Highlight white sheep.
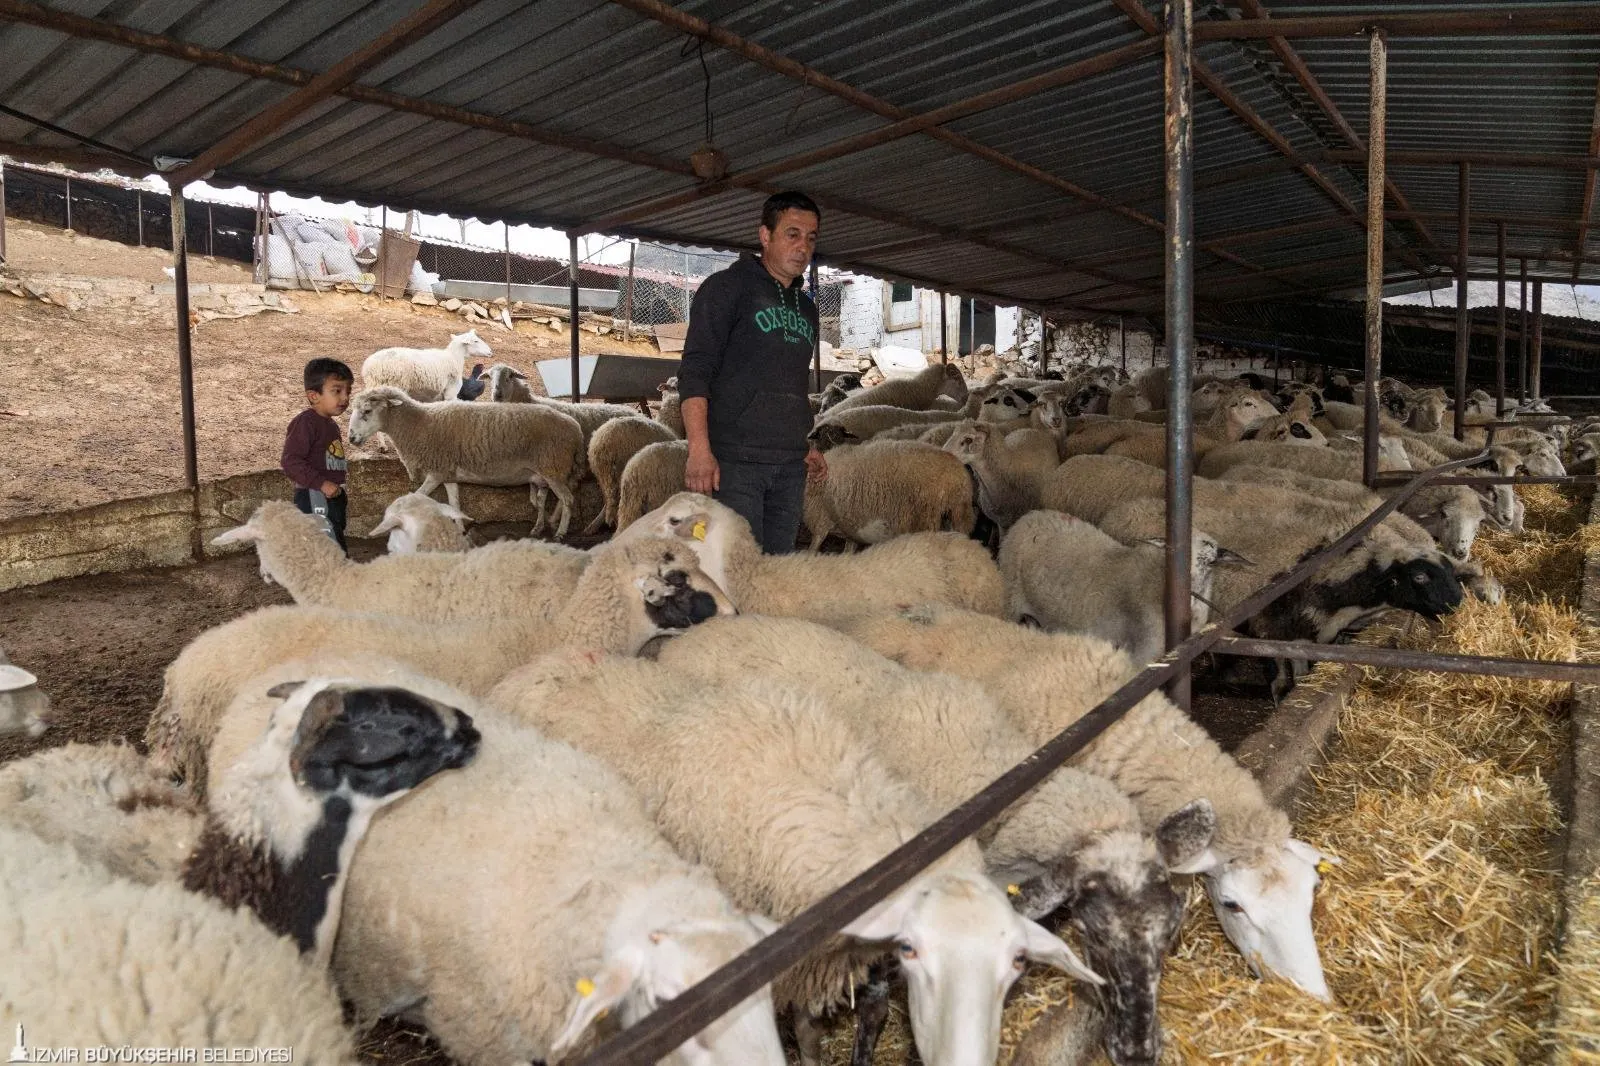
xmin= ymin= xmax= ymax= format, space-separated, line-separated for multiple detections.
xmin=1198 ymin=437 xmax=1410 ymax=481
xmin=361 ymin=329 xmax=493 ymax=402
xmin=654 ymin=615 xmax=1215 ymax=1065
xmin=0 ymin=647 xmax=50 ymax=737
xmin=619 ymin=492 xmax=1005 ymax=619
xmin=583 ymin=414 xmax=679 ymax=534
xmin=366 ymin=491 xmax=472 ymax=552
xmin=803 ymin=425 xmax=976 ymax=548
xmin=943 ymin=419 xmax=1058 ymax=532
xmin=485 ymin=364 xmax=643 ymax=442
xmin=616 ymin=439 xmax=689 ymax=529
xmin=488 ymin=651 xmax=1102 ymax=1066
xmin=212 ymin=501 xmax=591 ymax=624
xmin=999 ymin=509 xmax=1247 ymax=663
xmin=0 ymin=674 xmax=480 ymax=1061
xmin=816 ymin=404 xmax=965 ymax=440
xmin=0 ymin=741 xmax=198 ymax=885
xmin=823 ymin=361 xmax=968 ymax=414
xmin=202 ymin=661 xmax=784 ymax=1066
xmin=346 ymin=385 xmax=585 ymax=540
xmin=144 ymin=536 xmax=735 ymax=792
xmin=824 ymin=605 xmax=1338 ymax=1002
xmin=655 ymin=375 xmax=686 ymax=436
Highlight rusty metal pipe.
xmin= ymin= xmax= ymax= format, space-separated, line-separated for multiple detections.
xmin=1162 ymin=0 xmax=1195 ymax=712
xmin=1496 ymin=221 xmax=1507 ymax=416
xmin=1363 ymin=29 xmax=1386 ymax=487
xmin=1213 ymin=636 xmax=1600 ymax=684
xmin=1194 ymin=9 xmax=1600 ymax=39
xmin=569 ymin=233 xmax=581 ymax=401
xmin=1453 ymin=162 xmax=1470 ymax=440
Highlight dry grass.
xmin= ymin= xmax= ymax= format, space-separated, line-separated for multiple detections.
xmin=1549 ymin=876 xmax=1600 ymax=1064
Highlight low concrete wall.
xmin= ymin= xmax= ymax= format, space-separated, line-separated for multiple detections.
xmin=0 ymin=458 xmax=604 ymax=592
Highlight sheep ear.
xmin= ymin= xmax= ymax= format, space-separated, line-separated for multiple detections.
xmin=1168 ymin=844 xmax=1222 ymax=876
xmin=1022 ymin=919 xmax=1103 ymax=985
xmin=1214 ymin=545 xmax=1254 ymax=568
xmin=266 ymin=680 xmax=305 ymax=700
xmin=747 ymin=913 xmax=781 ymax=937
xmin=386 ymin=395 xmax=405 ymax=407
xmin=368 ymin=514 xmax=400 ymax=536
xmin=1154 ymin=798 xmax=1217 ymax=869
xmin=211 ymin=524 xmax=260 ymax=546
xmin=550 ymin=952 xmax=644 ymax=1056
xmin=841 ymin=890 xmax=918 ymax=942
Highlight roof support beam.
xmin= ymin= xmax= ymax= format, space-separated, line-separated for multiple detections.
xmin=1193 ymin=8 xmax=1600 ymax=40
xmin=1326 ymin=148 xmax=1600 ymax=169
xmin=0 ymin=0 xmax=697 ymax=177
xmin=168 ymin=0 xmax=484 ymax=185
xmin=1232 ymin=0 xmax=1440 ymax=262
xmin=1109 ymin=0 xmax=1433 ymax=279
xmin=1572 ymin=67 xmax=1600 ymax=280
xmin=600 ymin=0 xmax=1285 ymax=283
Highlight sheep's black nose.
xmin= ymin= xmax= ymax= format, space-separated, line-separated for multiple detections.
xmin=686 ymin=590 xmax=719 ymax=623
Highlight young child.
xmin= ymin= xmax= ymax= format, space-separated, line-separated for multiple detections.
xmin=281 ymin=358 xmax=353 ymax=551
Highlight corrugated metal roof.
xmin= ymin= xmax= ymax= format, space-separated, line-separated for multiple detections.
xmin=3 ymin=0 xmax=1600 ymax=322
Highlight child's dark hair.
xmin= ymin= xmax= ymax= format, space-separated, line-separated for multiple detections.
xmin=304 ymin=358 xmax=354 ymax=393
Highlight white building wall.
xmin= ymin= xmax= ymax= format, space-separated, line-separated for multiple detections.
xmin=837 ymin=276 xmax=885 ymax=350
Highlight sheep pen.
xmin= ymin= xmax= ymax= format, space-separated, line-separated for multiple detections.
xmin=1 ymin=472 xmax=1596 ymax=1065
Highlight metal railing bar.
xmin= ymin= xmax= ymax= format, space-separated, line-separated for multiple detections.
xmin=1212 ymin=635 xmax=1600 ymax=684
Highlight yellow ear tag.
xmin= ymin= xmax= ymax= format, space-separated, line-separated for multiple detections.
xmin=1006 ymin=884 xmax=1021 ymax=898
xmin=691 ymin=521 xmax=707 ymax=541
xmin=1315 ymin=860 xmax=1334 ymax=877
xmin=576 ymin=977 xmax=596 ymax=998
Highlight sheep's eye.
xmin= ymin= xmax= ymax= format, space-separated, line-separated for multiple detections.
xmin=1012 ymin=951 xmax=1028 ymax=971
xmin=1221 ymin=900 xmax=1244 ymax=914
xmin=897 ymin=941 xmax=918 ymax=960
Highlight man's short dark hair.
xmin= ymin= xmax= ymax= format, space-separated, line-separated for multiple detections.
xmin=304 ymin=358 xmax=354 ymax=392
xmin=761 ymin=191 xmax=821 ymax=232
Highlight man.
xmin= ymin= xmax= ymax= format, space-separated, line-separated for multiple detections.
xmin=677 ymin=191 xmax=828 ymax=553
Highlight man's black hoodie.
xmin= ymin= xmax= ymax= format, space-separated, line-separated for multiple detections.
xmin=677 ymin=253 xmax=818 ymax=465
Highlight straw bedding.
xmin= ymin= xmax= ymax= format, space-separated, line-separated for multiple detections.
xmin=807 ymin=485 xmax=1597 ymax=1064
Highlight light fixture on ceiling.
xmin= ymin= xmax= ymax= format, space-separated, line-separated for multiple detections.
xmin=684 ymin=36 xmax=729 ymax=182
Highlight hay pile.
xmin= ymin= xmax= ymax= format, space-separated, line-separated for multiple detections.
xmin=1549 ymin=875 xmax=1600 ymax=1063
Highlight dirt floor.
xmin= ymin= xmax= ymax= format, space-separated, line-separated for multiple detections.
xmin=0 ymin=217 xmax=666 ymax=519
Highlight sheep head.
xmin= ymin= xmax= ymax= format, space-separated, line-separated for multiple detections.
xmin=452 ymin=329 xmax=494 ymax=362
xmin=346 ymin=386 xmax=410 ymax=445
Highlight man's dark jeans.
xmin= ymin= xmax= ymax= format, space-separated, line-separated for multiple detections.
xmin=714 ymin=459 xmax=807 ymax=554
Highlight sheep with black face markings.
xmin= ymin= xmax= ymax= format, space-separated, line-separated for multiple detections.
xmin=346 ymin=386 xmax=584 ymax=540
xmin=144 ymin=536 xmax=734 ymax=792
xmin=822 ymin=605 xmax=1341 ymax=1005
xmin=654 ymin=614 xmax=1214 ymax=1066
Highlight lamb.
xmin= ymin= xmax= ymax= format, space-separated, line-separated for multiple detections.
xmin=615 ymin=439 xmax=689 ymax=528
xmin=654 ymin=615 xmax=1214 ymax=1065
xmin=2 ymin=675 xmax=480 ymax=1060
xmin=360 ymin=329 xmax=493 ymax=402
xmin=582 ymin=414 xmax=679 ymax=534
xmin=1238 ymin=392 xmax=1325 ymax=445
xmin=144 ymin=536 xmax=735 ymax=791
xmin=621 ymin=492 xmax=1005 ymax=618
xmin=346 ymin=385 xmax=584 ymax=540
xmin=0 ymin=647 xmax=50 ymax=737
xmin=823 ymin=605 xmax=1339 ymax=1002
xmin=999 ymin=510 xmax=1248 ymax=664
xmin=823 ymin=361 xmax=968 ymax=414
xmin=944 ymin=419 xmax=1058 ymax=533
xmin=213 ymin=501 xmax=591 ymax=624
xmin=655 ymin=375 xmax=686 ymax=435
xmin=485 ymin=361 xmax=537 ymax=402
xmin=204 ymin=662 xmax=784 ymax=1066
xmin=367 ymin=491 xmax=472 ymax=552
xmin=487 ymin=651 xmax=1102 ymax=1066
xmin=484 ymin=365 xmax=642 ymax=440
xmin=804 ymin=424 xmax=975 ymax=548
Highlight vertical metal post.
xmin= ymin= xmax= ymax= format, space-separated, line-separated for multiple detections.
xmin=169 ymin=187 xmax=201 ymax=559
xmin=1362 ymin=29 xmax=1387 ymax=487
xmin=1519 ymin=257 xmax=1529 ymax=402
xmin=64 ymin=175 xmax=71 ymax=231
xmin=1163 ymin=0 xmax=1194 ymax=711
xmin=1495 ymin=220 xmax=1507 ymax=416
xmin=810 ymin=261 xmax=822 ymax=393
xmin=1119 ymin=315 xmax=1127 ymax=374
xmin=570 ymin=233 xmax=583 ymax=401
xmin=1531 ymin=279 xmax=1544 ymax=405
xmin=380 ymin=205 xmax=388 ymax=302
xmin=504 ymin=220 xmax=513 ymax=308
xmin=0 ymin=160 xmax=6 ymax=265
xmin=207 ymin=203 xmax=214 ymax=258
xmin=136 ymin=190 xmax=144 ymax=247
xmin=622 ymin=241 xmax=636 ymax=343
xmin=1452 ymin=162 xmax=1470 ymax=441
xmin=1038 ymin=313 xmax=1049 ymax=375
xmin=940 ymin=293 xmax=949 ymax=364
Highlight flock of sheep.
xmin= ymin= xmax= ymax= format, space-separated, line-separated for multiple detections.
xmin=0 ymin=329 xmax=1582 ymax=1066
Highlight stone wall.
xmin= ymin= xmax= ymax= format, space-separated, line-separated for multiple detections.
xmin=0 ymin=458 xmax=603 ymax=592
xmin=0 ymin=270 xmax=297 ymax=323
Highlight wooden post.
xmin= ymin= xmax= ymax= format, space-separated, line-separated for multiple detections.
xmin=622 ymin=241 xmax=636 ymax=343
